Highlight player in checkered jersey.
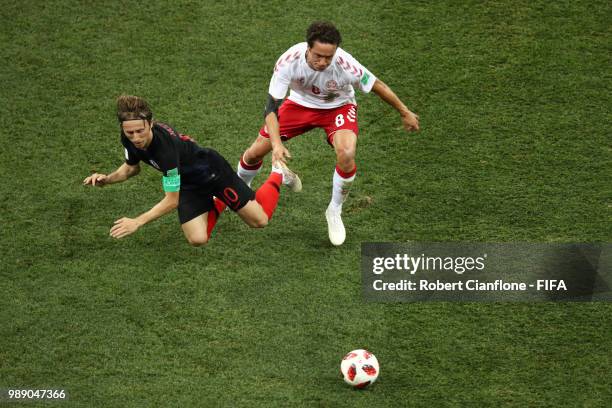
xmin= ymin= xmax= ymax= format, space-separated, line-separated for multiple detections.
xmin=83 ymin=95 xmax=301 ymax=246
xmin=237 ymin=21 xmax=419 ymax=246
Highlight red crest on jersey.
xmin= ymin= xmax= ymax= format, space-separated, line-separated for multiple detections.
xmin=325 ymin=80 xmax=338 ymax=90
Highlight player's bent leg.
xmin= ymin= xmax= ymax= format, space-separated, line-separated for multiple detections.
xmin=236 ymin=200 xmax=269 ymax=228
xmin=178 ymin=191 xmax=225 ymax=246
xmin=181 ymin=214 xmax=209 ymax=247
xmin=236 ymin=167 xmax=289 ymax=228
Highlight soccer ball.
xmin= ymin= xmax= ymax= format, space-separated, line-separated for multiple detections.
xmin=340 ymin=349 xmax=380 ymax=388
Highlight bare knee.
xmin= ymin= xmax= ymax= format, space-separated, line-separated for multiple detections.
xmin=336 ymin=147 xmax=356 ymax=172
xmin=243 ymin=136 xmax=272 ymax=164
xmin=246 ymin=215 xmax=269 ymax=228
xmin=187 ymin=235 xmax=209 ymax=247
xmin=243 ymin=149 xmax=266 ymax=165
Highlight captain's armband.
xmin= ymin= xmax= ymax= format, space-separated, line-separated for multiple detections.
xmin=162 ymin=168 xmax=181 ymax=192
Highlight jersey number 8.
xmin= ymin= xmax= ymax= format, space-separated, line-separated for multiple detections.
xmin=335 ymin=114 xmax=345 ymax=127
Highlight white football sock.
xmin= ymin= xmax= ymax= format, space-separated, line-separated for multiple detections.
xmin=237 ymin=156 xmax=262 ymax=187
xmin=330 ymin=166 xmax=356 ymax=210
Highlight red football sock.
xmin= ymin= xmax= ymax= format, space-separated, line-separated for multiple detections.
xmin=255 ymin=172 xmax=282 ymax=220
xmin=207 ymin=198 xmax=227 ymax=239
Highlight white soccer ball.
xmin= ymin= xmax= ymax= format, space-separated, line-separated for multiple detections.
xmin=340 ymin=349 xmax=380 ymax=388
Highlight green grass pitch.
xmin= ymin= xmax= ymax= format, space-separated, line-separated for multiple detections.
xmin=1 ymin=0 xmax=610 ymax=406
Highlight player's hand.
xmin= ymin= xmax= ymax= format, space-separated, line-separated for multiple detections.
xmin=83 ymin=173 xmax=108 ymax=187
xmin=110 ymin=217 xmax=141 ymax=239
xmin=272 ymin=144 xmax=292 ymax=166
xmin=401 ymin=110 xmax=420 ymax=132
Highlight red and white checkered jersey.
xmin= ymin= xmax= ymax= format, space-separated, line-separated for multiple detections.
xmin=268 ymin=42 xmax=377 ymax=109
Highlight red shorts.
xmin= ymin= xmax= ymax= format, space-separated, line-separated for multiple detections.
xmin=259 ymin=99 xmax=359 ymax=146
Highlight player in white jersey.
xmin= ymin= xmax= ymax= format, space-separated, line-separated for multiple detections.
xmin=237 ymin=21 xmax=419 ymax=246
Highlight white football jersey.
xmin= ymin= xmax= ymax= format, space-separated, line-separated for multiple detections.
xmin=268 ymin=42 xmax=377 ymax=109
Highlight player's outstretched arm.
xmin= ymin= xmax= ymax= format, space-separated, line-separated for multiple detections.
xmin=83 ymin=163 xmax=141 ymax=187
xmin=264 ymin=94 xmax=291 ymax=165
xmin=371 ymin=79 xmax=420 ymax=132
xmin=109 ymin=191 xmax=179 ymax=239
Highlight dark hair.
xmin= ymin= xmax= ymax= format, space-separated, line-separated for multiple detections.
xmin=116 ymin=95 xmax=153 ymax=123
xmin=306 ymin=21 xmax=341 ymax=48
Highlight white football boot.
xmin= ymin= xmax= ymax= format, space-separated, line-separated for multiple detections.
xmin=273 ymin=162 xmax=302 ymax=192
xmin=325 ymin=204 xmax=346 ymax=246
